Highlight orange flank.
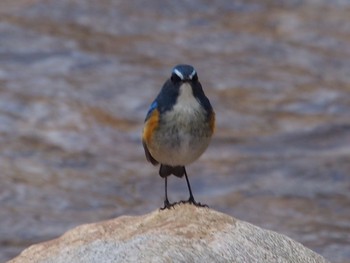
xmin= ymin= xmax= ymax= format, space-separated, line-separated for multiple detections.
xmin=209 ymin=111 xmax=215 ymax=134
xmin=143 ymin=108 xmax=160 ymax=144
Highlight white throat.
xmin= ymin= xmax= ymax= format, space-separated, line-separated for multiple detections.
xmin=175 ymin=83 xmax=200 ymax=109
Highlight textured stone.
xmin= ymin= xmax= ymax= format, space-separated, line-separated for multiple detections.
xmin=8 ymin=204 xmax=329 ymax=263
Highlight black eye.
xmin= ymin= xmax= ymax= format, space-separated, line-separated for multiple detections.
xmin=171 ymin=73 xmax=181 ymax=83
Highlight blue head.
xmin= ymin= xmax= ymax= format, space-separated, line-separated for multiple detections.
xmin=149 ymin=64 xmax=212 ymax=117
xmin=171 ymin=64 xmax=198 ymax=82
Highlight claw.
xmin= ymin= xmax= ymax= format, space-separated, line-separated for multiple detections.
xmin=181 ymin=197 xmax=209 ymax=208
xmin=160 ymin=199 xmax=177 ymax=210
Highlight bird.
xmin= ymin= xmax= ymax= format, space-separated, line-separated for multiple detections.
xmin=142 ymin=64 xmax=215 ymax=209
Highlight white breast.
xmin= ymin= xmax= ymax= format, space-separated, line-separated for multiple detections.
xmin=148 ymin=83 xmax=212 ymax=166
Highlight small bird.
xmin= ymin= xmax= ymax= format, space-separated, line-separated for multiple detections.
xmin=142 ymin=64 xmax=215 ymax=209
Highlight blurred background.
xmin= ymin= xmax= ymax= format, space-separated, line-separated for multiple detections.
xmin=0 ymin=0 xmax=350 ymax=262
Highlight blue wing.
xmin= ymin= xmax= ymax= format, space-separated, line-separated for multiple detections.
xmin=145 ymin=100 xmax=158 ymax=121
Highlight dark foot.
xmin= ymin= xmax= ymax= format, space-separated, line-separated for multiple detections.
xmin=180 ymin=196 xmax=209 ymax=208
xmin=160 ymin=199 xmax=177 ymax=210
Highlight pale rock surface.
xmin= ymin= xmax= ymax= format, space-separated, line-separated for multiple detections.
xmin=8 ymin=204 xmax=329 ymax=263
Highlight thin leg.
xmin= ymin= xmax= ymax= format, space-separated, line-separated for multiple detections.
xmin=161 ymin=177 xmax=174 ymax=210
xmin=164 ymin=177 xmax=170 ymax=206
xmin=184 ymin=168 xmax=195 ymax=202
xmin=183 ymin=168 xmax=208 ymax=208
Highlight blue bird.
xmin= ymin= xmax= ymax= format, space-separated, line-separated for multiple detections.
xmin=142 ymin=64 xmax=215 ymax=209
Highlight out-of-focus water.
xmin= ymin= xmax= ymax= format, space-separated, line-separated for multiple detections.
xmin=0 ymin=1 xmax=350 ymax=262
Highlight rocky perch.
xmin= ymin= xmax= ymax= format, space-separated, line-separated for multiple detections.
xmin=8 ymin=204 xmax=328 ymax=263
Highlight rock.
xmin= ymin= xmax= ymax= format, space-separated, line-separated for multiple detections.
xmin=8 ymin=204 xmax=328 ymax=263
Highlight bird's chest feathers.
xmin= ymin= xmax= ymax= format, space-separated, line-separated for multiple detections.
xmin=149 ymin=83 xmax=212 ymax=165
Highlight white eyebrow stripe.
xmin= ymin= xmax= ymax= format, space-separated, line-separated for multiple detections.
xmin=173 ymin=68 xmax=184 ymax=80
xmin=189 ymin=69 xmax=196 ymax=79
